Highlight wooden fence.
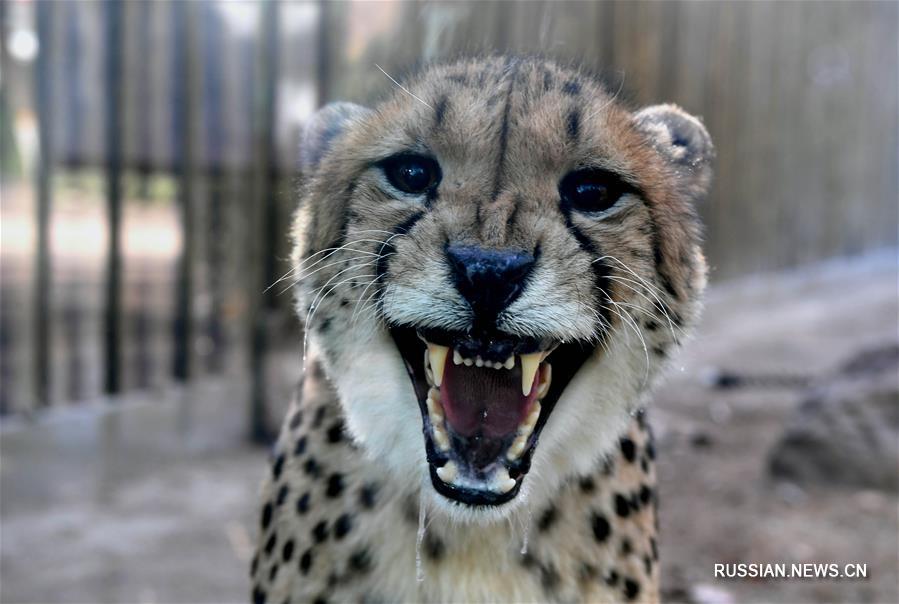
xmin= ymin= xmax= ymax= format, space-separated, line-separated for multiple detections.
xmin=0 ymin=0 xmax=895 ymax=421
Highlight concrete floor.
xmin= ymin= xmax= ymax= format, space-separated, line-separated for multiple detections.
xmin=1 ymin=250 xmax=896 ymax=604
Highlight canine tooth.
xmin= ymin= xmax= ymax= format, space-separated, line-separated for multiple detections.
xmin=463 ymin=357 xmax=473 ymax=367
xmin=504 ymin=356 xmax=515 ymax=370
xmin=475 ymin=356 xmax=484 ymax=367
xmin=427 ymin=343 xmax=449 ymax=387
xmin=436 ymin=461 xmax=458 ymax=483
xmin=494 ymin=467 xmax=517 ymax=493
xmin=453 ymin=350 xmax=463 ymax=365
xmin=520 ymin=352 xmax=542 ymax=396
xmin=507 ymin=435 xmax=527 ymax=460
xmin=433 ymin=425 xmax=450 ymax=451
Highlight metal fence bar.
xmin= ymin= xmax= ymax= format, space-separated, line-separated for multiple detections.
xmin=33 ymin=0 xmax=54 ymax=409
xmin=248 ymin=0 xmax=281 ymax=444
xmin=103 ymin=0 xmax=124 ymax=395
xmin=171 ymin=0 xmax=198 ymax=382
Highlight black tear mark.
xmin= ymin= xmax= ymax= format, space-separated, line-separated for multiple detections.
xmin=374 ymin=212 xmax=425 ymax=313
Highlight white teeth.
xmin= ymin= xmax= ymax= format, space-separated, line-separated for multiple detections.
xmin=520 ymin=352 xmax=542 ymax=396
xmin=436 ymin=461 xmax=458 ymax=484
xmin=507 ymin=434 xmax=527 ymax=461
xmin=463 ymin=357 xmax=473 ymax=367
xmin=427 ymin=343 xmax=449 ymax=387
xmin=494 ymin=467 xmax=517 ymax=494
xmin=504 ymin=356 xmax=515 ymax=370
xmin=433 ymin=424 xmax=450 ymax=451
xmin=475 ymin=356 xmax=484 ymax=367
xmin=536 ymin=364 xmax=552 ymax=399
xmin=522 ymin=401 xmax=541 ymax=435
xmin=453 ymin=350 xmax=463 ymax=365
xmin=426 ymin=388 xmax=444 ymax=422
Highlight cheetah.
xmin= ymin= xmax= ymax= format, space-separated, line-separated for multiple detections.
xmin=251 ymin=56 xmax=713 ymax=603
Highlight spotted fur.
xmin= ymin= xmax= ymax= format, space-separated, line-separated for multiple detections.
xmin=253 ymin=56 xmax=713 ymax=603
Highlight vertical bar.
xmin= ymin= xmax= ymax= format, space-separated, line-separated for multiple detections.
xmin=171 ymin=0 xmax=197 ymax=382
xmin=33 ymin=0 xmax=54 ymax=408
xmin=249 ymin=0 xmax=281 ymax=443
xmin=103 ymin=0 xmax=124 ymax=395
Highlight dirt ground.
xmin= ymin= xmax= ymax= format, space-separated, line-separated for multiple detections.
xmin=1 ymin=251 xmax=896 ymax=603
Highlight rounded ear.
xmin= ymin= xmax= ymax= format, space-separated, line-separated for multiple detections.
xmin=634 ymin=104 xmax=715 ymax=200
xmin=300 ymin=102 xmax=372 ymax=174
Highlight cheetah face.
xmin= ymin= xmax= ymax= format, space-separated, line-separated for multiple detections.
xmin=294 ymin=59 xmax=713 ymax=517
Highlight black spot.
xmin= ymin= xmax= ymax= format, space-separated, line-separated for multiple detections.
xmin=619 ymin=437 xmax=636 ymax=462
xmin=624 ymin=578 xmax=641 ymax=600
xmin=268 ymin=564 xmax=278 ymax=581
xmin=252 ymin=585 xmax=267 ymax=604
xmin=349 ymin=548 xmax=372 ymax=573
xmin=520 ymin=552 xmax=536 ymax=568
xmin=276 ymin=484 xmax=289 ymax=506
xmin=434 ymin=95 xmax=449 ymax=127
xmin=644 ymin=554 xmax=653 ymax=574
xmin=566 ymin=109 xmax=580 ymax=141
xmin=326 ymin=473 xmax=345 ymax=498
xmin=651 ymin=537 xmax=659 ymax=560
xmin=282 ymin=539 xmax=294 ymax=562
xmin=294 ymin=436 xmax=307 ymax=456
xmin=645 ymin=320 xmax=659 ymax=332
xmin=579 ymin=476 xmax=596 ymax=493
xmin=300 ymin=549 xmax=313 ymax=574
xmin=312 ymin=598 xmax=327 ymax=604
xmin=303 ymin=457 xmax=322 ymax=478
xmin=312 ymin=406 xmax=326 ymax=428
xmin=339 ymin=298 xmax=349 ymax=307
xmin=272 ymin=454 xmax=285 ymax=479
xmin=250 ymin=554 xmax=259 ymax=576
xmin=542 ymin=68 xmax=553 ymax=92
xmin=326 ymin=421 xmax=345 ymax=444
xmin=653 ymin=346 xmax=667 ymax=357
xmin=326 ymin=572 xmax=339 ymax=587
xmin=319 ymin=318 xmax=332 ymax=333
xmin=289 ymin=411 xmax=303 ymax=430
xmin=629 ymin=492 xmax=640 ymax=512
xmin=424 ymin=534 xmax=445 ymax=560
xmin=579 ymin=562 xmax=598 ymax=581
xmin=639 ymin=485 xmax=653 ymax=505
xmin=614 ymin=493 xmax=631 ymax=517
xmin=296 ymin=492 xmax=310 ymax=515
xmin=538 ymin=506 xmax=558 ymax=532
xmin=359 ymin=483 xmax=378 ymax=509
xmin=264 ymin=533 xmax=277 ymax=557
xmin=591 ymin=513 xmax=611 ymax=542
xmin=640 ymin=457 xmax=650 ymax=474
xmin=646 ymin=441 xmax=656 ymax=460
xmin=562 ymin=79 xmax=581 ymax=95
xmin=312 ymin=520 xmax=329 ymax=543
xmin=261 ymin=502 xmax=273 ymax=530
xmin=602 ymin=459 xmax=615 ymax=476
xmin=540 ymin=564 xmax=560 ymax=591
xmin=620 ymin=537 xmax=632 ymax=555
xmin=605 ymin=570 xmax=619 ymax=586
xmin=334 ymin=513 xmax=353 ymax=539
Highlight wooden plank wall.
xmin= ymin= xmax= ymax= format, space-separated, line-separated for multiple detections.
xmin=319 ymin=0 xmax=898 ymax=280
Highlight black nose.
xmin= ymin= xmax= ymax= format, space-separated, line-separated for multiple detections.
xmin=446 ymin=244 xmax=536 ymax=321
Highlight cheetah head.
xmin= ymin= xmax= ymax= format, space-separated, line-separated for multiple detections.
xmin=292 ymin=58 xmax=712 ymax=520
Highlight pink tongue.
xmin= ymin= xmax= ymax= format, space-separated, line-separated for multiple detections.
xmin=441 ymin=359 xmax=539 ymax=438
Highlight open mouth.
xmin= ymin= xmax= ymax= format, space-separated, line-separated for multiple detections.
xmin=390 ymin=326 xmax=595 ymax=506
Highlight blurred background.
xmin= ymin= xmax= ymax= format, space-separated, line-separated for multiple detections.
xmin=1 ymin=1 xmax=896 ymax=603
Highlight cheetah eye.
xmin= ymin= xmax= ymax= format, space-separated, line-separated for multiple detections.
xmin=559 ymin=168 xmax=631 ymax=214
xmin=381 ymin=154 xmax=441 ymax=196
